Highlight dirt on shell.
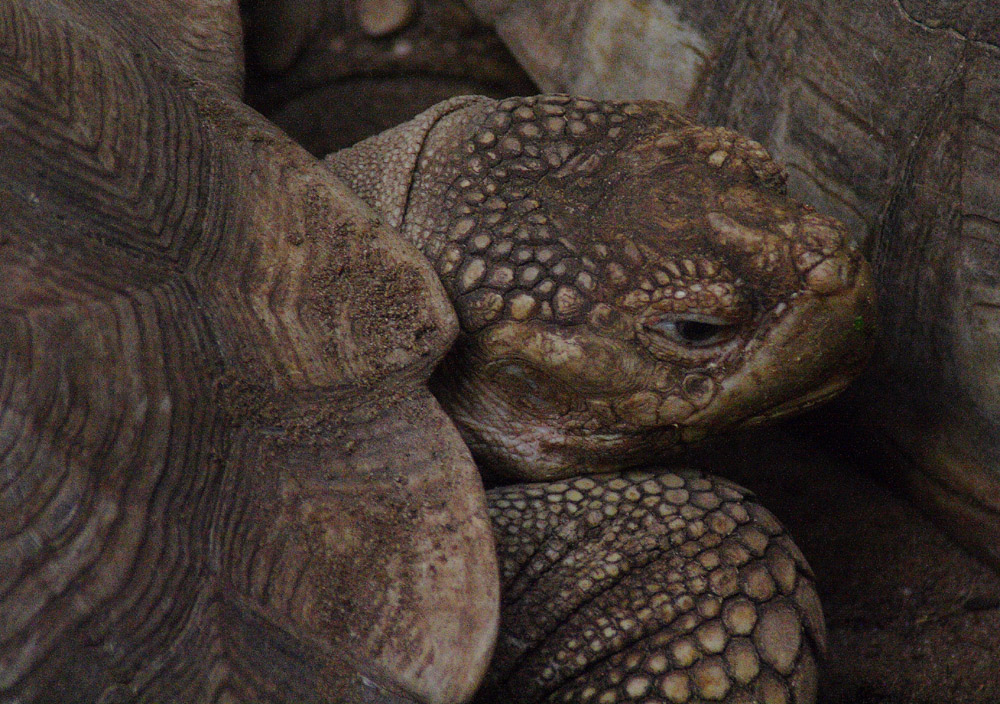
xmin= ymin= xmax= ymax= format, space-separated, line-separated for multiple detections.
xmin=304 ymin=215 xmax=446 ymax=377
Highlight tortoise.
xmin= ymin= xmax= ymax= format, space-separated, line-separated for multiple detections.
xmin=454 ymin=0 xmax=1000 ymax=572
xmin=237 ymin=2 xmax=1000 ymax=700
xmin=243 ymin=0 xmax=1000 ymax=571
xmin=0 ymin=2 xmax=876 ymax=703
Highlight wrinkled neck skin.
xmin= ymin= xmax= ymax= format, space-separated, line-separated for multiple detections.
xmin=327 ymin=95 xmax=877 ymax=482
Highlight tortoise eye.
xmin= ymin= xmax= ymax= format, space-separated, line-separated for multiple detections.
xmin=645 ymin=314 xmax=738 ymax=348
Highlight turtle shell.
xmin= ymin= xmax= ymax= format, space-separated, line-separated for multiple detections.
xmin=0 ymin=3 xmax=497 ymax=702
xmin=242 ymin=0 xmax=536 ymax=154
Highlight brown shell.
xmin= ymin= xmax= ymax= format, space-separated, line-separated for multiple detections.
xmin=0 ymin=3 xmax=497 ymax=702
xmin=242 ymin=0 xmax=536 ymax=154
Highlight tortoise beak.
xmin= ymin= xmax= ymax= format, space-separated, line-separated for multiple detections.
xmin=686 ymin=249 xmax=877 ymax=436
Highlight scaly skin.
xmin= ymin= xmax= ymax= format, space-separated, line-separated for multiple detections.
xmin=479 ymin=470 xmax=825 ymax=704
xmin=329 ymin=94 xmax=876 ymax=703
xmin=328 ymin=95 xmax=876 ymax=482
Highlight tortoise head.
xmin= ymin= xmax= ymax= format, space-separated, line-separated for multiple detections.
xmin=330 ymin=96 xmax=877 ymax=481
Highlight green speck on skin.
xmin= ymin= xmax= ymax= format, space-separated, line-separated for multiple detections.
xmin=853 ymin=315 xmax=866 ymax=334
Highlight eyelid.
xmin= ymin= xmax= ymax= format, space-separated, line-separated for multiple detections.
xmin=648 ymin=313 xmax=736 ymax=328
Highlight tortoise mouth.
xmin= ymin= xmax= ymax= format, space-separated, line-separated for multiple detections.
xmin=737 ymin=374 xmax=852 ymax=427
